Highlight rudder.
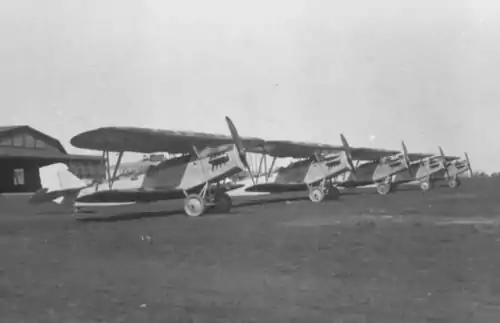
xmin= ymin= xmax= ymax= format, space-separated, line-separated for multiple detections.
xmin=30 ymin=163 xmax=87 ymax=205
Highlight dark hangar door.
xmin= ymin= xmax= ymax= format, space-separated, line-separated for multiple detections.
xmin=0 ymin=159 xmax=41 ymax=193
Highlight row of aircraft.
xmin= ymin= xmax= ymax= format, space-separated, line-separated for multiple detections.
xmin=30 ymin=117 xmax=472 ymax=217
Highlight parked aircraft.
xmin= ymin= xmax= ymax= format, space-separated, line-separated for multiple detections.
xmin=243 ymin=136 xmax=425 ymax=201
xmin=392 ymin=148 xmax=470 ymax=191
xmin=333 ymin=145 xmax=464 ymax=194
xmin=332 ymin=141 xmax=420 ymax=195
xmin=30 ymin=117 xmax=264 ymax=217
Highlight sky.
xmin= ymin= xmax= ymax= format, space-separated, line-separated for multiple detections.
xmin=1 ymin=0 xmax=499 ymax=172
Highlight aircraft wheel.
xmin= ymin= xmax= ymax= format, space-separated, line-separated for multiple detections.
xmin=376 ymin=183 xmax=391 ymax=195
xmin=212 ymin=192 xmax=233 ymax=213
xmin=309 ymin=187 xmax=325 ymax=203
xmin=184 ymin=195 xmax=205 ymax=217
xmin=420 ymin=181 xmax=432 ymax=192
xmin=326 ymin=186 xmax=341 ymax=200
xmin=448 ymin=178 xmax=460 ymax=189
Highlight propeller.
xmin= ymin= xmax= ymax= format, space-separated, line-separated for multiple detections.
xmin=225 ymin=116 xmax=255 ymax=184
xmin=340 ymin=133 xmax=356 ymax=174
xmin=438 ymin=146 xmax=451 ymax=178
xmin=464 ymin=152 xmax=473 ymax=177
xmin=401 ymin=140 xmax=413 ymax=177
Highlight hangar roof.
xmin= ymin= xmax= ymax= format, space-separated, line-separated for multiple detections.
xmin=0 ymin=125 xmax=101 ymax=163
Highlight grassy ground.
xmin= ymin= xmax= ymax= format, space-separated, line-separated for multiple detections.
xmin=1 ymin=178 xmax=500 ymax=322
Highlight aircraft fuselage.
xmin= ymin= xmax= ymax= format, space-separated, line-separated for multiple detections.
xmin=75 ymin=144 xmax=246 ymax=204
xmin=392 ymin=157 xmax=446 ymax=185
xmin=271 ymin=151 xmax=352 ymax=186
xmin=336 ymin=153 xmax=408 ymax=188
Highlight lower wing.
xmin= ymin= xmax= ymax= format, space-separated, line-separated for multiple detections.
xmin=75 ymin=183 xmax=245 ymax=204
xmin=244 ymin=183 xmax=308 ymax=193
xmin=75 ymin=189 xmax=185 ymax=203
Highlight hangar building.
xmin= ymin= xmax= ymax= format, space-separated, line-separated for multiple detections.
xmin=0 ymin=125 xmax=104 ymax=193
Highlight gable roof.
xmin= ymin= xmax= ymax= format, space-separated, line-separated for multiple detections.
xmin=0 ymin=125 xmax=67 ymax=153
xmin=0 ymin=125 xmax=23 ymax=132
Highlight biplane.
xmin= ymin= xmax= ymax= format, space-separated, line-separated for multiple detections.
xmin=334 ymin=146 xmax=465 ymax=194
xmin=30 ymin=117 xmax=263 ymax=217
xmin=332 ymin=141 xmax=416 ymax=195
xmin=242 ymin=136 xmax=422 ymax=201
xmin=392 ymin=148 xmax=470 ymax=191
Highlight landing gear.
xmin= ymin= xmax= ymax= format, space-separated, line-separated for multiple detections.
xmin=420 ymin=180 xmax=433 ymax=192
xmin=448 ymin=177 xmax=461 ymax=189
xmin=183 ymin=183 xmax=233 ymax=217
xmin=184 ymin=195 xmax=205 ymax=217
xmin=376 ymin=175 xmax=395 ymax=195
xmin=309 ymin=187 xmax=325 ymax=202
xmin=376 ymin=183 xmax=392 ymax=195
xmin=308 ymin=180 xmax=340 ymax=202
xmin=326 ymin=186 xmax=341 ymax=200
xmin=211 ymin=192 xmax=233 ymax=213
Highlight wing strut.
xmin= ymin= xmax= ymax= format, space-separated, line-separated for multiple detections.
xmin=266 ymin=157 xmax=277 ymax=181
xmin=256 ymin=154 xmax=265 ymax=183
xmin=263 ymin=154 xmax=268 ymax=181
xmin=109 ymin=151 xmax=124 ymax=189
xmin=96 ymin=150 xmax=107 ymax=192
xmin=105 ymin=151 xmax=112 ymax=185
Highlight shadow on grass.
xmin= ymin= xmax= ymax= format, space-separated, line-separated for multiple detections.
xmin=76 ymin=195 xmax=312 ymax=223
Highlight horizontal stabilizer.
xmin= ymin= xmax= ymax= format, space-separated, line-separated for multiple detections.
xmin=40 ymin=163 xmax=87 ymax=191
xmin=30 ymin=163 xmax=88 ymax=205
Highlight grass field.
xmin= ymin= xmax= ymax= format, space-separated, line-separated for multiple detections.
xmin=1 ymin=178 xmax=500 ymax=322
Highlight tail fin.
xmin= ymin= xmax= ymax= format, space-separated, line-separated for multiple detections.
xmin=30 ymin=163 xmax=87 ymax=205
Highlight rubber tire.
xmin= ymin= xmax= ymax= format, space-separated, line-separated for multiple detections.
xmin=326 ymin=186 xmax=341 ymax=200
xmin=448 ymin=178 xmax=460 ymax=189
xmin=212 ymin=192 xmax=233 ymax=213
xmin=184 ymin=195 xmax=206 ymax=217
xmin=376 ymin=183 xmax=391 ymax=195
xmin=420 ymin=181 xmax=432 ymax=192
xmin=309 ymin=187 xmax=325 ymax=203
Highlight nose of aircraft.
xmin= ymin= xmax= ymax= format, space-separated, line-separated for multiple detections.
xmin=340 ymin=134 xmax=356 ymax=174
xmin=225 ymin=116 xmax=256 ymax=184
xmin=465 ymin=152 xmax=473 ymax=177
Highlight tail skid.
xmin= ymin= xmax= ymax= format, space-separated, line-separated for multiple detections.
xmin=30 ymin=163 xmax=88 ymax=205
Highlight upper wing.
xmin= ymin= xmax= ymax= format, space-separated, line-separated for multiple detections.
xmin=71 ymin=127 xmax=265 ymax=154
xmin=247 ymin=140 xmax=405 ymax=161
xmin=246 ymin=140 xmax=460 ymax=162
xmin=247 ymin=140 xmax=343 ymax=159
xmin=406 ymin=153 xmax=460 ymax=161
xmin=406 ymin=152 xmax=433 ymax=160
xmin=350 ymin=147 xmax=403 ymax=161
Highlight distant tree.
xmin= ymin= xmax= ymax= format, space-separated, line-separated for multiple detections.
xmin=473 ymin=171 xmax=488 ymax=177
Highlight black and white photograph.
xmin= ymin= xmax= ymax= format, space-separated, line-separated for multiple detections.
xmin=0 ymin=0 xmax=498 ymax=322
